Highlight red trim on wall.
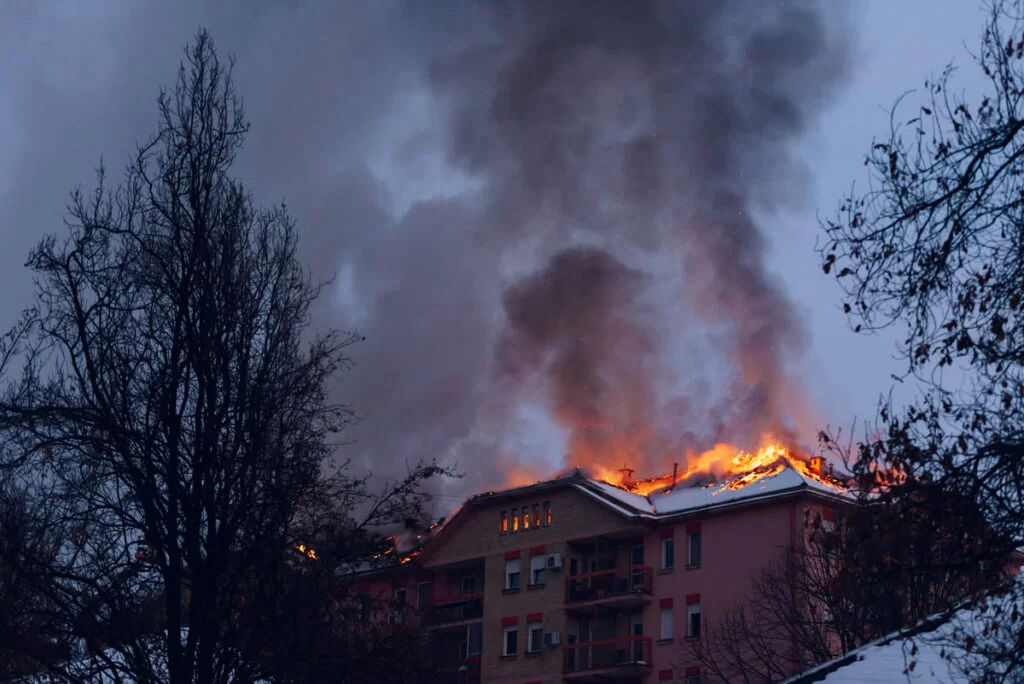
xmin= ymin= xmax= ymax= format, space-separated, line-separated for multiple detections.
xmin=658 ymin=669 xmax=674 ymax=680
xmin=504 ymin=550 xmax=521 ymax=560
xmin=822 ymin=507 xmax=836 ymax=521
xmin=659 ymin=527 xmax=674 ymax=539
xmin=501 ymin=615 xmax=518 ymax=626
xmin=686 ymin=593 xmax=700 ymax=605
xmin=529 ymin=545 xmax=546 ymax=555
xmin=526 ymin=611 xmax=543 ymax=622
xmin=686 ymin=522 xmax=701 ymax=534
xmin=659 ymin=597 xmax=674 ymax=609
xmin=685 ymin=665 xmax=701 ymax=676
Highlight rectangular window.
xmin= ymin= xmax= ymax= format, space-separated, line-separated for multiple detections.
xmin=527 ymin=622 xmax=543 ymax=652
xmin=543 ymin=501 xmax=551 ymax=526
xmin=660 ymin=607 xmax=673 ymax=640
xmin=687 ymin=603 xmax=701 ymax=638
xmin=501 ymin=510 xmax=509 ymax=534
xmin=530 ymin=554 xmax=546 ymax=586
xmin=522 ymin=505 xmax=530 ymax=531
xmin=532 ymin=503 xmax=540 ymax=528
xmin=417 ymin=582 xmax=430 ymax=609
xmin=461 ymin=575 xmax=477 ymax=594
xmin=503 ymin=626 xmax=518 ymax=656
xmin=662 ymin=539 xmax=675 ymax=570
xmin=688 ymin=531 xmax=702 ymax=567
xmin=506 ymin=558 xmax=521 ymax=590
xmin=394 ymin=588 xmax=407 ymax=606
xmin=512 ymin=508 xmax=519 ymax=533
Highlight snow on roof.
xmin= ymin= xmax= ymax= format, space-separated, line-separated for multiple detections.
xmin=787 ymin=579 xmax=1024 ymax=684
xmin=575 ymin=459 xmax=850 ymax=519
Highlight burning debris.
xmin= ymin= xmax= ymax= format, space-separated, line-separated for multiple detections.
xmin=593 ymin=442 xmax=851 ymax=498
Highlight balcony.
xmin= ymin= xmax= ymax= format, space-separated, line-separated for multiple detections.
xmin=426 ymin=592 xmax=484 ymax=627
xmin=564 ymin=565 xmax=653 ymax=609
xmin=563 ymin=636 xmax=653 ymax=679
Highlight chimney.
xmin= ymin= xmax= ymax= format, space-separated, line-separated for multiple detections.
xmin=672 ymin=462 xmax=679 ymax=484
xmin=618 ymin=466 xmax=635 ymax=489
xmin=809 ymin=456 xmax=825 ymax=475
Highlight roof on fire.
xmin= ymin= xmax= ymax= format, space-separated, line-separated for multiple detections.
xmin=465 ymin=459 xmax=851 ymax=521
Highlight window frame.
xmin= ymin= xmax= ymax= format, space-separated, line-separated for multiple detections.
xmin=522 ymin=505 xmax=530 ymax=531
xmin=503 ymin=625 xmax=519 ymax=656
xmin=530 ymin=554 xmax=546 ymax=586
xmin=687 ymin=603 xmax=701 ymax=638
xmin=500 ymin=509 xmax=509 ymax=534
xmin=394 ymin=587 xmax=407 ymax=606
xmin=543 ymin=501 xmax=551 ymax=526
xmin=662 ymin=538 xmax=675 ymax=570
xmin=688 ymin=530 xmax=702 ymax=567
xmin=511 ymin=507 xmax=519 ymax=533
xmin=527 ymin=621 xmax=544 ymax=653
xmin=505 ymin=558 xmax=521 ymax=590
xmin=660 ymin=606 xmax=674 ymax=640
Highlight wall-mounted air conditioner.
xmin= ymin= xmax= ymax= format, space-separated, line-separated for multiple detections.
xmin=544 ymin=630 xmax=561 ymax=646
xmin=547 ymin=553 xmax=563 ymax=570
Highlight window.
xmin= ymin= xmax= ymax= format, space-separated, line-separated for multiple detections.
xmin=461 ymin=575 xmax=477 ymax=594
xmin=417 ymin=582 xmax=430 ymax=609
xmin=528 ymin=621 xmax=543 ymax=652
xmin=522 ymin=505 xmax=530 ymax=531
xmin=543 ymin=501 xmax=551 ymax=526
xmin=512 ymin=508 xmax=519 ymax=533
xmin=530 ymin=554 xmax=545 ymax=586
xmin=532 ymin=503 xmax=540 ymax=528
xmin=662 ymin=538 xmax=675 ymax=570
xmin=660 ymin=607 xmax=674 ymax=640
xmin=688 ymin=530 xmax=702 ymax=567
xmin=500 ymin=510 xmax=509 ymax=534
xmin=687 ymin=603 xmax=701 ymax=638
xmin=503 ymin=626 xmax=518 ymax=656
xmin=505 ymin=558 xmax=521 ymax=590
xmin=394 ymin=588 xmax=407 ymax=606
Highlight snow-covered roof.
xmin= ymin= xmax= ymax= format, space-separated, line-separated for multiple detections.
xmin=574 ymin=459 xmax=851 ymax=520
xmin=785 ymin=579 xmax=1024 ymax=684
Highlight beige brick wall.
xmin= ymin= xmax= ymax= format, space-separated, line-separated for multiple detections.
xmin=423 ymin=483 xmax=648 ymax=683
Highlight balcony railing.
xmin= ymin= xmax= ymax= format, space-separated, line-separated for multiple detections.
xmin=426 ymin=592 xmax=484 ymax=626
xmin=563 ymin=635 xmax=653 ymax=674
xmin=564 ymin=565 xmax=653 ymax=604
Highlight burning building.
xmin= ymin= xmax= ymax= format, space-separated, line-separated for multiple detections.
xmin=351 ymin=444 xmax=853 ymax=683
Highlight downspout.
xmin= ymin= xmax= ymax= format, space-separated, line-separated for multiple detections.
xmin=789 ymin=500 xmax=800 ymax=672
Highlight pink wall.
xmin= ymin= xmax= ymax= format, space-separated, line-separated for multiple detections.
xmin=645 ymin=497 xmax=819 ymax=676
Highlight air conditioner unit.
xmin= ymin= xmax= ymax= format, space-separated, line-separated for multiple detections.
xmin=544 ymin=630 xmax=561 ymax=646
xmin=547 ymin=553 xmax=563 ymax=571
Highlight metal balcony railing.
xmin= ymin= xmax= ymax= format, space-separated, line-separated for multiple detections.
xmin=563 ymin=635 xmax=653 ymax=674
xmin=564 ymin=565 xmax=653 ymax=604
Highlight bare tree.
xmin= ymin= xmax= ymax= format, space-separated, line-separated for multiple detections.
xmin=819 ymin=0 xmax=1024 ymax=678
xmin=0 ymin=30 xmax=442 ymax=684
xmin=683 ymin=482 xmax=1004 ymax=682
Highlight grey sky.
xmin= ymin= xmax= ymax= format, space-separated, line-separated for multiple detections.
xmin=0 ymin=1 xmax=993 ymax=505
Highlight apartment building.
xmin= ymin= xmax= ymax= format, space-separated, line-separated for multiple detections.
xmin=354 ymin=461 xmax=849 ymax=683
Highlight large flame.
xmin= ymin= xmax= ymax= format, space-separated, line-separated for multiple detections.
xmin=587 ymin=440 xmax=849 ymax=496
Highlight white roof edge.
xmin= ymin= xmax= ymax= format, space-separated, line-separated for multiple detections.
xmin=572 ymin=479 xmax=850 ymax=522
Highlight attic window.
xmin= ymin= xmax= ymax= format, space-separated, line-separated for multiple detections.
xmin=522 ymin=505 xmax=530 ymax=531
xmin=512 ymin=508 xmax=519 ymax=533
xmin=532 ymin=503 xmax=540 ymax=528
xmin=543 ymin=501 xmax=551 ymax=526
xmin=500 ymin=510 xmax=509 ymax=535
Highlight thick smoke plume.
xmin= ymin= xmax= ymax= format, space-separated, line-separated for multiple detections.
xmin=0 ymin=1 xmax=850 ymax=499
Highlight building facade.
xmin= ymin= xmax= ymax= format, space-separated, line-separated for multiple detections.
xmin=357 ymin=465 xmax=848 ymax=684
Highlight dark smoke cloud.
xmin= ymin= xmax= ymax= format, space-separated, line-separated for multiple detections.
xmin=0 ymin=1 xmax=850 ymax=502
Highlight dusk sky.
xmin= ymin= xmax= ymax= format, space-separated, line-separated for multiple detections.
xmin=0 ymin=1 xmax=995 ymax=505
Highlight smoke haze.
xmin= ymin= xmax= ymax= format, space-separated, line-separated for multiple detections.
xmin=0 ymin=1 xmax=850 ymax=499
